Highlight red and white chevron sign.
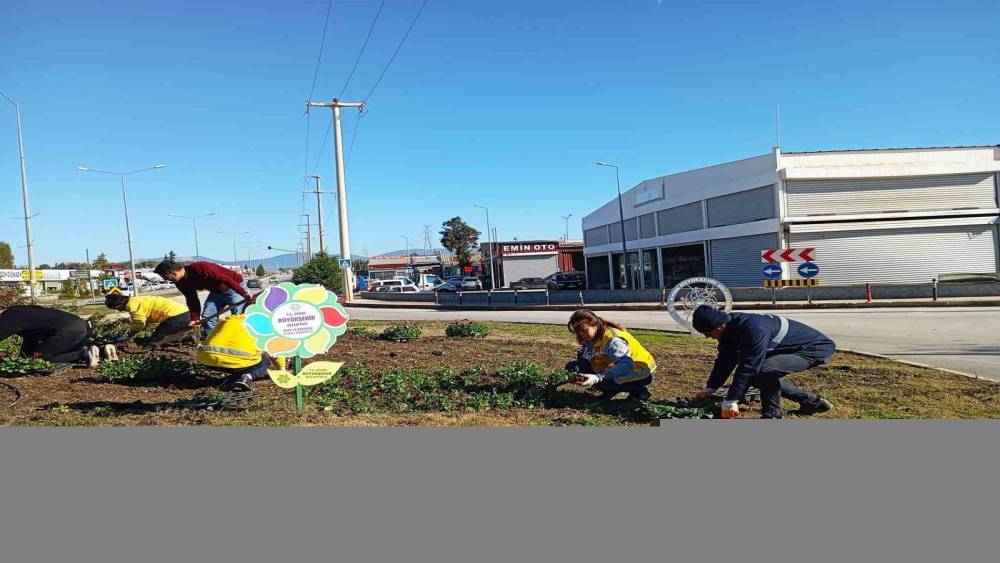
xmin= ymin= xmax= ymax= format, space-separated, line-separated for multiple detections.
xmin=761 ymin=248 xmax=815 ymax=263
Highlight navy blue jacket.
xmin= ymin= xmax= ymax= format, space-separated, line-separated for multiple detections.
xmin=706 ymin=313 xmax=835 ymax=400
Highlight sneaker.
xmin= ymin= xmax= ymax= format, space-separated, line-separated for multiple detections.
xmin=628 ymin=388 xmax=652 ymax=401
xmin=101 ymin=344 xmax=118 ymax=362
xmin=597 ymin=390 xmax=618 ymax=402
xmin=220 ymin=373 xmax=254 ymax=392
xmin=796 ymin=397 xmax=833 ymax=416
xmin=87 ymin=345 xmax=101 ymax=368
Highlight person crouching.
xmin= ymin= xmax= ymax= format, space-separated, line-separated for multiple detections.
xmin=565 ymin=309 xmax=656 ymax=401
xmin=196 ymin=314 xmax=270 ymax=391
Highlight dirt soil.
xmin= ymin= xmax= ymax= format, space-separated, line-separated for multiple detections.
xmin=2 ymin=321 xmax=999 ymax=426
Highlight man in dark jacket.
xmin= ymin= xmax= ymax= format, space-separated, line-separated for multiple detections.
xmin=0 ymin=305 xmax=98 ymax=366
xmin=154 ymin=260 xmax=252 ymax=335
xmin=691 ymin=305 xmax=835 ymax=419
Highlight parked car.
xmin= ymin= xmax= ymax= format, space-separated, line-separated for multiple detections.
xmin=385 ymin=284 xmax=420 ymax=293
xmin=456 ymin=277 xmax=483 ymax=290
xmin=510 ymin=277 xmax=548 ymax=290
xmin=546 ymin=271 xmax=585 ymax=290
xmin=247 ymin=279 xmax=262 ymax=289
xmin=431 ymin=282 xmax=458 ymax=293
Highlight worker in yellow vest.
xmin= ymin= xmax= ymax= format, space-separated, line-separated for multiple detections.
xmin=197 ymin=314 xmax=270 ymax=391
xmin=104 ymin=290 xmax=191 ymax=346
xmin=565 ymin=309 xmax=657 ymax=401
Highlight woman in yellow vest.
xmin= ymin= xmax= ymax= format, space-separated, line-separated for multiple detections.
xmin=566 ymin=309 xmax=657 ymax=401
xmin=196 ymin=314 xmax=270 ymax=391
xmin=104 ymin=291 xmax=190 ymax=345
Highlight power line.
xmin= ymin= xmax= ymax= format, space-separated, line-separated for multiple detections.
xmin=364 ymin=0 xmax=431 ymax=102
xmin=308 ymin=0 xmax=336 ymax=102
xmin=338 ymin=0 xmax=387 ymax=100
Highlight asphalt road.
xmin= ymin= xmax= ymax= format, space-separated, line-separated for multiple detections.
xmin=346 ymin=305 xmax=1000 ymax=381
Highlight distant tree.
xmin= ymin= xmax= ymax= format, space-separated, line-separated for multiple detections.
xmin=38 ymin=263 xmax=52 ymax=269
xmin=439 ymin=217 xmax=480 ymax=270
xmin=93 ymin=253 xmax=109 ymax=270
xmin=255 ymin=264 xmax=266 ymax=277
xmin=351 ymin=258 xmax=369 ymax=273
xmin=0 ymin=241 xmax=13 ymax=269
xmin=292 ymin=252 xmax=343 ymax=293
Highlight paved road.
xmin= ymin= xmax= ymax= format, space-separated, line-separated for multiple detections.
xmin=346 ymin=306 xmax=1000 ymax=381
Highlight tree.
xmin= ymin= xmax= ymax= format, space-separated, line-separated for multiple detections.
xmin=93 ymin=253 xmax=109 ymax=270
xmin=439 ymin=217 xmax=480 ymax=270
xmin=0 ymin=241 xmax=13 ymax=269
xmin=165 ymin=250 xmax=177 ymax=262
xmin=291 ymin=252 xmax=343 ymax=293
xmin=255 ymin=264 xmax=266 ymax=277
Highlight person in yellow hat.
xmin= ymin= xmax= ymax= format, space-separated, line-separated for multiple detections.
xmin=104 ymin=290 xmax=191 ymax=346
xmin=565 ymin=308 xmax=657 ymax=401
xmin=196 ymin=313 xmax=270 ymax=391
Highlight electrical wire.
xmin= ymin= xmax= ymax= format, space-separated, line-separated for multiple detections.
xmin=363 ymin=0 xmax=431 ymax=102
xmin=308 ymin=0 xmax=336 ymax=102
xmin=338 ymin=0 xmax=387 ymax=100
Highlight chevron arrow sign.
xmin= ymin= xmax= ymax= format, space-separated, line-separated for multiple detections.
xmin=761 ymin=248 xmax=816 ymax=263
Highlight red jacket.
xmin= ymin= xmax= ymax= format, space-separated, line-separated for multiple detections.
xmin=175 ymin=262 xmax=249 ymax=321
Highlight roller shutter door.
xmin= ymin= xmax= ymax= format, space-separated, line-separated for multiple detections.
xmin=657 ymin=201 xmax=703 ymax=235
xmin=709 ymin=233 xmax=778 ymax=287
xmin=707 ymin=186 xmax=776 ymax=227
xmin=785 ymin=173 xmax=997 ymax=217
xmin=788 ymin=224 xmax=998 ymax=284
xmin=584 ymin=226 xmax=609 ymax=247
xmin=502 ymin=255 xmax=559 ymax=287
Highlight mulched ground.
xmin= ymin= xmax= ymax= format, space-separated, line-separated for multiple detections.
xmin=2 ymin=321 xmax=999 ymax=426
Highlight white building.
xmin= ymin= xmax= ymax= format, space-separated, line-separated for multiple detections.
xmin=581 ymin=145 xmax=1000 ymax=289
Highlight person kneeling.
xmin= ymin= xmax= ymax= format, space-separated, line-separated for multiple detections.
xmin=691 ymin=305 xmax=835 ymax=419
xmin=565 ymin=309 xmax=656 ymax=401
xmin=104 ymin=290 xmax=191 ymax=347
xmin=0 ymin=304 xmax=99 ymax=367
xmin=197 ymin=314 xmax=270 ymax=391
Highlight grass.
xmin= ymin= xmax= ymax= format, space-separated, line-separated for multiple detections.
xmin=2 ymin=320 xmax=999 ymax=426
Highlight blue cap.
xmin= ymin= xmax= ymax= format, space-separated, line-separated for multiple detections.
xmin=692 ymin=305 xmax=731 ymax=334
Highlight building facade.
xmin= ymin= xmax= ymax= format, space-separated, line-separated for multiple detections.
xmin=483 ymin=240 xmax=584 ymax=288
xmin=582 ymin=145 xmax=1000 ymax=289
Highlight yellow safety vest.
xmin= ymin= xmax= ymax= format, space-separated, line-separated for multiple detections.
xmin=196 ymin=314 xmax=262 ymax=370
xmin=589 ymin=327 xmax=657 ymax=381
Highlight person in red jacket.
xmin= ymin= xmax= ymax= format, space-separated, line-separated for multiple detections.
xmin=154 ymin=260 xmax=252 ymax=335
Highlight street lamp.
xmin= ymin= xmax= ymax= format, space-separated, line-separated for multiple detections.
xmin=268 ymin=245 xmax=302 ymax=267
xmin=473 ymin=204 xmax=495 ymax=290
xmin=401 ymin=235 xmax=412 ymax=270
xmin=218 ymin=231 xmax=251 ymax=266
xmin=168 ymin=212 xmax=217 ymax=261
xmin=561 ymin=214 xmax=573 ymax=241
xmin=1 ymin=90 xmax=38 ymax=299
xmin=77 ymin=163 xmax=166 ymax=295
xmin=596 ymin=161 xmax=629 ymax=290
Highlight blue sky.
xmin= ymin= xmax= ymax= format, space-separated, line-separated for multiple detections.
xmin=2 ymin=0 xmax=999 ymax=265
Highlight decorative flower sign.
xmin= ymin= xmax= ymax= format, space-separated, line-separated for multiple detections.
xmin=243 ymin=283 xmax=349 ymax=358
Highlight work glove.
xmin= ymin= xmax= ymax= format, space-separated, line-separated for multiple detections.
xmin=721 ymin=400 xmax=740 ymax=419
xmin=694 ymin=387 xmax=717 ymax=400
xmin=575 ymin=373 xmax=601 ymax=388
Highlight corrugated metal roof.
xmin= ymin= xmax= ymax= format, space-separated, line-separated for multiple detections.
xmin=784 ymin=144 xmax=1000 ymax=155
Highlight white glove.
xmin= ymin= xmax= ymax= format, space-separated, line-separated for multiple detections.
xmin=721 ymin=400 xmax=740 ymax=419
xmin=577 ymin=373 xmax=601 ymax=388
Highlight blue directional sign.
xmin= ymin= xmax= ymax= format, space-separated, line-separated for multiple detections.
xmin=762 ymin=264 xmax=782 ymax=280
xmin=339 ymin=259 xmax=351 ymax=268
xmin=798 ymin=262 xmax=820 ymax=278
xmin=103 ymin=279 xmax=119 ymax=290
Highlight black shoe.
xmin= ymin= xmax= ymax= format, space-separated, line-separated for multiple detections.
xmin=797 ymin=397 xmax=833 ymax=416
xmin=597 ymin=390 xmax=618 ymax=402
xmin=221 ymin=373 xmax=254 ymax=392
xmin=628 ymin=388 xmax=652 ymax=401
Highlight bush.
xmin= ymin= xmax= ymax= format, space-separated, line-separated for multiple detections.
xmin=379 ymin=325 xmax=422 ymax=341
xmin=98 ymin=356 xmax=204 ymax=381
xmin=0 ymin=285 xmax=26 ymax=308
xmin=0 ymin=355 xmax=57 ymax=376
xmin=346 ymin=326 xmax=378 ymax=339
xmin=291 ymin=252 xmax=343 ymax=293
xmin=0 ymin=335 xmax=23 ymax=355
xmin=90 ymin=314 xmax=156 ymax=343
xmin=444 ymin=321 xmax=490 ymax=339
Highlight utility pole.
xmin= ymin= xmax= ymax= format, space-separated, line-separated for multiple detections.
xmin=307 ymin=99 xmax=364 ymax=302
xmin=422 ymin=225 xmax=432 ymax=255
xmin=1 ymin=90 xmax=38 ymax=300
xmin=473 ymin=204 xmax=494 ymax=290
xmin=304 ymin=175 xmax=334 ymax=254
xmin=561 ymin=214 xmax=573 ymax=241
xmin=299 ymin=214 xmax=313 ymax=260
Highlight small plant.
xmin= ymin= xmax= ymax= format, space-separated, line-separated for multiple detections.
xmin=0 ymin=335 xmax=23 ymax=355
xmin=642 ymin=398 xmax=716 ymax=419
xmin=90 ymin=314 xmax=156 ymax=343
xmin=346 ymin=326 xmax=378 ymax=339
xmin=445 ymin=321 xmax=490 ymax=339
xmin=98 ymin=356 xmax=204 ymax=381
xmin=379 ymin=324 xmax=422 ymax=341
xmin=0 ymin=355 xmax=57 ymax=376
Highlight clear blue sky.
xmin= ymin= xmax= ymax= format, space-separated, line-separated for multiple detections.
xmin=2 ymin=0 xmax=998 ymax=265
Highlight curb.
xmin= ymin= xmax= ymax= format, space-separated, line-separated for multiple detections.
xmin=346 ymin=299 xmax=1000 ymax=312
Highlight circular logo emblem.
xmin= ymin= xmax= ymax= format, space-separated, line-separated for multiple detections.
xmin=666 ymin=277 xmax=733 ymax=333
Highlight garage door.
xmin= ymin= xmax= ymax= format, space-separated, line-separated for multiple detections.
xmin=709 ymin=233 xmax=779 ymax=287
xmin=502 ymin=255 xmax=558 ymax=287
xmin=789 ymin=224 xmax=998 ymax=284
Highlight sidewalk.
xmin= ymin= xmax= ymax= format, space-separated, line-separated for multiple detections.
xmin=347 ymin=295 xmax=1000 ymax=311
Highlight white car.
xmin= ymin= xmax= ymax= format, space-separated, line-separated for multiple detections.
xmin=384 ymin=284 xmax=420 ymax=293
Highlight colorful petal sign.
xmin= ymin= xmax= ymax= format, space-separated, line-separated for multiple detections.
xmin=243 ymin=283 xmax=349 ymax=358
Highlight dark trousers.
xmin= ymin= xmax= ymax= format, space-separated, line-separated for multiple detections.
xmin=216 ymin=356 xmax=270 ymax=381
xmin=146 ymin=312 xmax=192 ymax=344
xmin=565 ymin=358 xmax=652 ymax=395
xmin=755 ymin=344 xmax=835 ymax=419
xmin=20 ymin=326 xmax=90 ymax=364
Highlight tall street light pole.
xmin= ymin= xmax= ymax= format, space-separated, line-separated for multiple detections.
xmin=401 ymin=235 xmax=411 ymax=270
xmin=307 ymin=99 xmax=365 ymax=303
xmin=1 ymin=90 xmax=38 ymax=299
xmin=561 ymin=214 xmax=573 ymax=241
xmin=218 ymin=231 xmax=251 ymax=267
xmin=168 ymin=212 xmax=217 ymax=261
xmin=78 ymin=164 xmax=166 ymax=295
xmin=596 ymin=161 xmax=629 ymax=290
xmin=268 ymin=245 xmax=302 ymax=267
xmin=473 ymin=204 xmax=495 ymax=290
